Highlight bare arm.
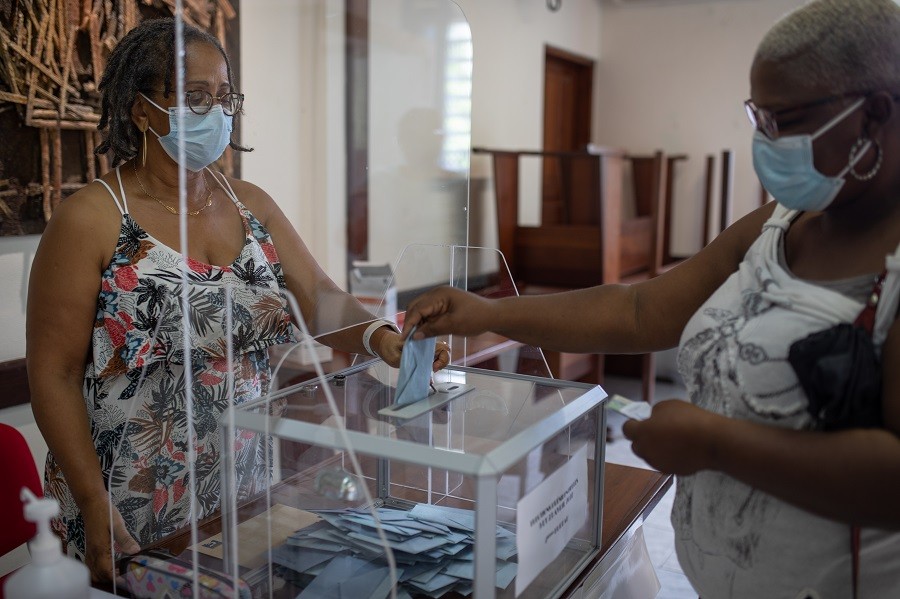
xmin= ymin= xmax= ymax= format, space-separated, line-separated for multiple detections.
xmin=623 ymin=314 xmax=900 ymax=529
xmin=403 ymin=203 xmax=776 ymax=354
xmin=225 ymin=177 xmax=449 ymax=370
xmin=225 ymin=178 xmax=387 ymax=344
xmin=27 ymin=186 xmax=140 ymax=579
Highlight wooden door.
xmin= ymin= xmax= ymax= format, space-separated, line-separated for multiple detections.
xmin=542 ymin=46 xmax=594 ymax=224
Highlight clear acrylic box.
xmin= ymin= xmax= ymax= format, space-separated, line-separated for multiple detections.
xmin=219 ymin=361 xmax=607 ymax=599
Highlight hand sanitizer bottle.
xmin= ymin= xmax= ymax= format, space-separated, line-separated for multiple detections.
xmin=3 ymin=488 xmax=90 ymax=599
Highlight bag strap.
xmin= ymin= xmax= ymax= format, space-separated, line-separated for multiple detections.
xmin=854 ymin=271 xmax=886 ymax=334
xmin=849 ymin=270 xmax=885 ymax=599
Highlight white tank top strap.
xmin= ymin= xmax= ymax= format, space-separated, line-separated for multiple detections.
xmin=207 ymin=168 xmax=240 ymax=205
xmin=873 ymin=241 xmax=900 ymax=346
xmin=93 ymin=168 xmax=127 ymax=215
xmin=113 ymin=166 xmax=130 ymax=214
xmin=761 ymin=203 xmax=797 ymax=232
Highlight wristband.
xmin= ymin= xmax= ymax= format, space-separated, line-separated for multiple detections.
xmin=362 ymin=319 xmax=399 ymax=357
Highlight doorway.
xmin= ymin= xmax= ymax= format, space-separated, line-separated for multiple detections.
xmin=541 ymin=46 xmax=594 ymax=224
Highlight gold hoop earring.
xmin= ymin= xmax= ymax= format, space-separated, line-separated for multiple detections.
xmin=142 ymin=129 xmax=147 ymax=168
xmin=849 ymin=137 xmax=882 ymax=181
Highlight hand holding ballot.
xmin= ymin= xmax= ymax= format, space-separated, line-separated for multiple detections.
xmin=622 ymin=399 xmax=721 ymax=476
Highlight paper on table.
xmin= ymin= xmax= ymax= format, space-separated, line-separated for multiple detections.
xmin=271 ymin=544 xmax=336 ymax=574
xmin=296 ymin=555 xmax=395 ymax=599
xmin=409 ymin=503 xmax=475 ymax=532
xmin=191 ymin=503 xmax=321 ymax=569
xmin=279 ymin=505 xmax=518 ymax=598
xmin=515 ymin=444 xmax=589 ymax=595
xmin=442 ymin=557 xmax=518 ymax=589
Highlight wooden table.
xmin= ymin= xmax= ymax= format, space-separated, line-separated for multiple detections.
xmin=104 ymin=462 xmax=670 ymax=598
xmin=564 ymin=462 xmax=671 ymax=597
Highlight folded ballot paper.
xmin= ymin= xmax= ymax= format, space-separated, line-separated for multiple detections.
xmin=273 ymin=504 xmax=518 ymax=598
xmin=394 ymin=326 xmax=437 ymax=406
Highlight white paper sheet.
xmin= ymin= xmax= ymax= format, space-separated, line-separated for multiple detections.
xmin=515 ymin=444 xmax=589 ymax=596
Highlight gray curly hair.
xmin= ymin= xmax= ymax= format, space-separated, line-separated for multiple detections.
xmin=753 ymin=0 xmax=900 ymax=94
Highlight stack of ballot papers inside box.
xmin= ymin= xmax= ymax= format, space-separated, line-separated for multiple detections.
xmin=271 ymin=504 xmax=518 ymax=598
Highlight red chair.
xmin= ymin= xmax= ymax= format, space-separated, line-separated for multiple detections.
xmin=0 ymin=423 xmax=42 ymax=598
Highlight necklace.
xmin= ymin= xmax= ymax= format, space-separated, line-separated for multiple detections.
xmin=133 ymin=162 xmax=213 ymax=216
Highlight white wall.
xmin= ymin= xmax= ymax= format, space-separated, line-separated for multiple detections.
xmin=455 ymin=0 xmax=603 ymax=160
xmin=367 ymin=1 xmax=471 ymax=282
xmin=454 ymin=0 xmax=605 ymax=249
xmin=0 ymin=236 xmax=37 ymax=362
xmin=240 ymin=0 xmax=348 ymax=289
xmin=596 ymin=0 xmax=805 ymax=255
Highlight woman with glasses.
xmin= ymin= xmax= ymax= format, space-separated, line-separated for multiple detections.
xmin=402 ymin=0 xmax=900 ymax=596
xmin=26 ymin=18 xmax=451 ymax=583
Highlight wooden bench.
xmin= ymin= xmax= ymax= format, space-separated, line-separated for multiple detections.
xmin=473 ymin=147 xmax=668 ymax=397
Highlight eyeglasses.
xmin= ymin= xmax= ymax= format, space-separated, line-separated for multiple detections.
xmin=150 ymin=90 xmax=244 ymax=116
xmin=185 ymin=90 xmax=244 ymax=116
xmin=744 ymin=95 xmax=847 ymax=140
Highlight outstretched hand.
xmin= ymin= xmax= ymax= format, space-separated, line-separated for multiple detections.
xmin=401 ymin=286 xmax=497 ymax=341
xmin=376 ymin=330 xmax=452 ymax=372
xmin=621 ymin=399 xmax=720 ymax=476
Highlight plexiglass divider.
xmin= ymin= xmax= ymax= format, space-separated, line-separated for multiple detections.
xmin=357 ymin=243 xmax=553 ymax=380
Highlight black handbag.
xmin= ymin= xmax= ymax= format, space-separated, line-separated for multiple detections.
xmin=787 ymin=272 xmax=885 ymax=431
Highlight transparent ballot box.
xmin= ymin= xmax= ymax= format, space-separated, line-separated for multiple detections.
xmin=219 ymin=362 xmax=608 ymax=599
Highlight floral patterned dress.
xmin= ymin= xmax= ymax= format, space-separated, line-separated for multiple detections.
xmin=44 ymin=168 xmax=296 ymax=559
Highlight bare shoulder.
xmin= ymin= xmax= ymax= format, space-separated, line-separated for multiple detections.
xmin=708 ymin=201 xmax=778 ymax=265
xmin=39 ymin=178 xmax=125 ymax=270
xmin=211 ymin=172 xmax=279 ymax=223
xmin=647 ymin=201 xmax=778 ymax=299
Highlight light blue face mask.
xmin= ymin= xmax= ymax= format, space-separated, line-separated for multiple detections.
xmin=141 ymin=93 xmax=233 ymax=172
xmin=752 ymin=97 xmax=869 ymax=212
xmin=394 ymin=326 xmax=436 ymax=405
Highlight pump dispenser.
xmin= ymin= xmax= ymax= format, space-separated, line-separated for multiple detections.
xmin=3 ymin=487 xmax=90 ymax=599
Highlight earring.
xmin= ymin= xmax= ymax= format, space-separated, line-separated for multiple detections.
xmin=142 ymin=128 xmax=147 ymax=168
xmin=849 ymin=137 xmax=882 ymax=181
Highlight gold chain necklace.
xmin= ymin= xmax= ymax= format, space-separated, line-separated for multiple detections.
xmin=133 ymin=162 xmax=213 ymax=216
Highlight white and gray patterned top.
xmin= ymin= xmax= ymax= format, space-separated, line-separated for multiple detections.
xmin=673 ymin=204 xmax=900 ymax=599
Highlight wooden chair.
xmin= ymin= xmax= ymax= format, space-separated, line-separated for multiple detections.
xmin=642 ymin=149 xmax=732 ymax=273
xmin=473 ymin=147 xmax=666 ymax=400
xmin=660 ymin=154 xmax=689 ymax=269
xmin=618 ymin=150 xmax=668 ymax=283
xmin=702 ymin=149 xmax=734 ymax=248
xmin=613 ymin=150 xmax=674 ymax=401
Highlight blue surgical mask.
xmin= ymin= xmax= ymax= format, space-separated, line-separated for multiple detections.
xmin=752 ymin=97 xmax=869 ymax=212
xmin=141 ymin=93 xmax=233 ymax=172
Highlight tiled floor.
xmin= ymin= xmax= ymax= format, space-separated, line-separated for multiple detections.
xmin=602 ymin=372 xmax=698 ymax=599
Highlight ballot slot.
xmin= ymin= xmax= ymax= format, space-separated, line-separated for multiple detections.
xmin=378 ymin=381 xmax=476 ymax=419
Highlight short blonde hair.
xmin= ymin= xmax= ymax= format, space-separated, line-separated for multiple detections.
xmin=753 ymin=0 xmax=900 ymax=94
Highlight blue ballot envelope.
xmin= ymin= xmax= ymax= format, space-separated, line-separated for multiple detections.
xmin=378 ymin=327 xmax=475 ymax=419
xmin=394 ymin=327 xmax=437 ymax=406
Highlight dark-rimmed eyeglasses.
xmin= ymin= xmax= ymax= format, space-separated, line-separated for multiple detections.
xmin=744 ymin=95 xmax=848 ymax=140
xmin=185 ymin=90 xmax=244 ymax=116
xmin=151 ymin=90 xmax=244 ymax=116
